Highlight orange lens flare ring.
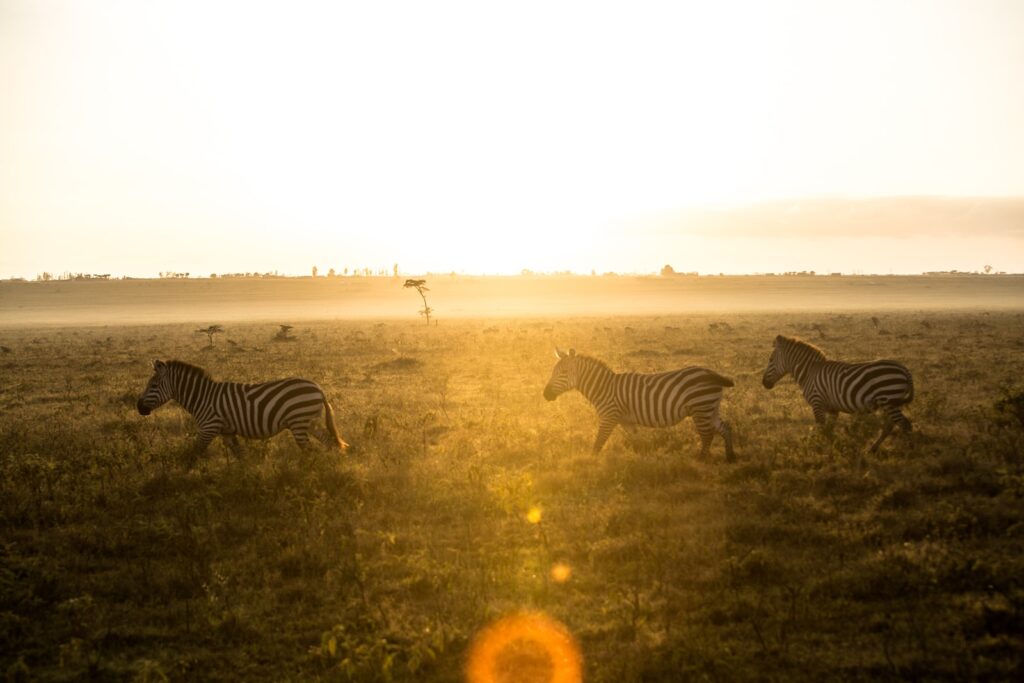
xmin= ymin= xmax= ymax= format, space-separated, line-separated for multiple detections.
xmin=465 ymin=612 xmax=582 ymax=683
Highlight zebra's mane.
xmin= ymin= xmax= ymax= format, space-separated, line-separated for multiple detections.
xmin=575 ymin=354 xmax=614 ymax=373
xmin=166 ymin=360 xmax=214 ymax=380
xmin=778 ymin=335 xmax=827 ymax=361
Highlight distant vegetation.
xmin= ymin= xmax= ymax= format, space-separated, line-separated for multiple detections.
xmin=12 ymin=268 xmax=1019 ymax=283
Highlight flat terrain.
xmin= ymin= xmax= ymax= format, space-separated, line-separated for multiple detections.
xmin=1 ymin=311 xmax=1023 ymax=681
xmin=2 ymin=274 xmax=1022 ymax=326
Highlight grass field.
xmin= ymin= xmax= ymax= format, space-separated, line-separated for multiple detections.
xmin=1 ymin=310 xmax=1023 ymax=681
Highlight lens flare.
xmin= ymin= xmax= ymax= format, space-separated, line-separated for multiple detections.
xmin=526 ymin=507 xmax=542 ymax=524
xmin=465 ymin=612 xmax=582 ymax=683
xmin=550 ymin=563 xmax=572 ymax=583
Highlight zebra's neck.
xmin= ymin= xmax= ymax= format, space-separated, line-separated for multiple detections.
xmin=787 ymin=345 xmax=825 ymax=387
xmin=169 ymin=365 xmax=218 ymax=415
xmin=574 ymin=356 xmax=616 ymax=408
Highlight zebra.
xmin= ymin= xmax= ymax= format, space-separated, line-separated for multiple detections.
xmin=543 ymin=348 xmax=735 ymax=460
xmin=137 ymin=360 xmax=349 ymax=457
xmin=761 ymin=335 xmax=914 ymax=452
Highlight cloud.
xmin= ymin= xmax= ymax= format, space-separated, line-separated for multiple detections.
xmin=634 ymin=197 xmax=1024 ymax=240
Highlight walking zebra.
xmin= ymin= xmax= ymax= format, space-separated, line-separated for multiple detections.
xmin=137 ymin=360 xmax=348 ymax=457
xmin=761 ymin=335 xmax=914 ymax=452
xmin=543 ymin=348 xmax=735 ymax=460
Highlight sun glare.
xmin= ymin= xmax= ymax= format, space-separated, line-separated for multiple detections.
xmin=465 ymin=612 xmax=583 ymax=683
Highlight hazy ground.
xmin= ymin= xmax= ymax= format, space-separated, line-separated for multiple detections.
xmin=2 ymin=274 xmax=1022 ymax=326
xmin=1 ymin=307 xmax=1022 ymax=681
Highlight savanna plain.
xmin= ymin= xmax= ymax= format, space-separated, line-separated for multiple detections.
xmin=1 ymin=282 xmax=1023 ymax=681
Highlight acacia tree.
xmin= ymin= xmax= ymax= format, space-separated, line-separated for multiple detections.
xmin=196 ymin=325 xmax=224 ymax=347
xmin=403 ymin=279 xmax=432 ymax=325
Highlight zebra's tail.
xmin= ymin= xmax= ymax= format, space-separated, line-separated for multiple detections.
xmin=704 ymin=370 xmax=735 ymax=388
xmin=323 ymin=399 xmax=350 ymax=452
xmin=904 ymin=371 xmax=915 ymax=405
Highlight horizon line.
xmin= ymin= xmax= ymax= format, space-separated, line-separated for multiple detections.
xmin=6 ymin=269 xmax=1022 ymax=282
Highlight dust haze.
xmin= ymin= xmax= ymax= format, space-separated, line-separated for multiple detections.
xmin=1 ymin=275 xmax=1022 ymax=327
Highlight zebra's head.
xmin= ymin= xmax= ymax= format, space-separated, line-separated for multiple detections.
xmin=137 ymin=360 xmax=173 ymax=415
xmin=762 ymin=335 xmax=789 ymax=389
xmin=544 ymin=348 xmax=578 ymax=401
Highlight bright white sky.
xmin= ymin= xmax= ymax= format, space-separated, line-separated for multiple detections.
xmin=1 ymin=0 xmax=1023 ymax=277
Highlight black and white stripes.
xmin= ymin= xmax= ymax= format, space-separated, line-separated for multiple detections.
xmin=137 ymin=360 xmax=348 ymax=454
xmin=762 ymin=335 xmax=914 ymax=452
xmin=543 ymin=348 xmax=735 ymax=460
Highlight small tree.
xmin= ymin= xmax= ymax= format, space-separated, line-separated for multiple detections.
xmin=275 ymin=324 xmax=294 ymax=341
xmin=312 ymin=265 xmax=318 ymax=278
xmin=661 ymin=264 xmax=676 ymax=277
xmin=403 ymin=279 xmax=432 ymax=325
xmin=196 ymin=325 xmax=224 ymax=347
xmin=984 ymin=265 xmax=993 ymax=274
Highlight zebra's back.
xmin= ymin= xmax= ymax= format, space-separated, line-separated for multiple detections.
xmin=218 ymin=378 xmax=327 ymax=438
xmin=616 ymin=367 xmax=732 ymax=428
xmin=813 ymin=359 xmax=913 ymax=414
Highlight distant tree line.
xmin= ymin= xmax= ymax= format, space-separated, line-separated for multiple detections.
xmin=35 ymin=272 xmax=112 ymax=281
xmin=310 ymin=265 xmax=402 ymax=278
xmin=16 ymin=266 xmax=1016 ymax=283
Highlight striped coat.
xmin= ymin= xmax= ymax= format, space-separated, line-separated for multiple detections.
xmin=544 ymin=348 xmax=735 ymax=460
xmin=137 ymin=360 xmax=348 ymax=456
xmin=761 ymin=335 xmax=913 ymax=452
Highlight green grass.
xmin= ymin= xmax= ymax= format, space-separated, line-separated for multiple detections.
xmin=1 ymin=312 xmax=1023 ymax=681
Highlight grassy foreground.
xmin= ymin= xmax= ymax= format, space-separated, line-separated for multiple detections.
xmin=1 ymin=312 xmax=1023 ymax=681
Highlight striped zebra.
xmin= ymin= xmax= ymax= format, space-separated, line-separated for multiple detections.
xmin=137 ymin=360 xmax=348 ymax=457
xmin=761 ymin=335 xmax=914 ymax=452
xmin=543 ymin=348 xmax=735 ymax=460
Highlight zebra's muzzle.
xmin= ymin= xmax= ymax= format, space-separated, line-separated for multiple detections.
xmin=762 ymin=376 xmax=775 ymax=389
xmin=543 ymin=386 xmax=557 ymax=401
xmin=137 ymin=399 xmax=151 ymax=415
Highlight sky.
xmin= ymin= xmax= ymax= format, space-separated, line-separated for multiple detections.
xmin=1 ymin=0 xmax=1023 ymax=278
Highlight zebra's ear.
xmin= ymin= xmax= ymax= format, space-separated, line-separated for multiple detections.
xmin=153 ymin=359 xmax=166 ymax=371
xmin=775 ymin=335 xmax=784 ymax=344
xmin=555 ymin=347 xmax=567 ymax=359
xmin=569 ymin=348 xmax=576 ymax=357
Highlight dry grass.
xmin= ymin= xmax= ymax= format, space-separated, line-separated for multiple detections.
xmin=1 ymin=312 xmax=1022 ymax=681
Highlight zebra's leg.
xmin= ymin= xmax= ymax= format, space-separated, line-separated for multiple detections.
xmin=697 ymin=429 xmax=715 ymax=460
xmin=306 ymin=417 xmax=337 ymax=450
xmin=225 ymin=434 xmax=244 ymax=458
xmin=592 ymin=419 xmax=618 ymax=455
xmin=620 ymin=423 xmax=640 ymax=450
xmin=869 ymin=420 xmax=896 ymax=453
xmin=893 ymin=407 xmax=912 ymax=433
xmin=185 ymin=429 xmax=216 ymax=469
xmin=289 ymin=425 xmax=313 ymax=451
xmin=812 ymin=405 xmax=828 ymax=427
xmin=691 ymin=409 xmax=721 ymax=460
xmin=707 ymin=399 xmax=735 ymax=462
xmin=717 ymin=418 xmax=735 ymax=462
xmin=869 ymin=400 xmax=912 ymax=453
xmin=824 ymin=411 xmax=839 ymax=436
